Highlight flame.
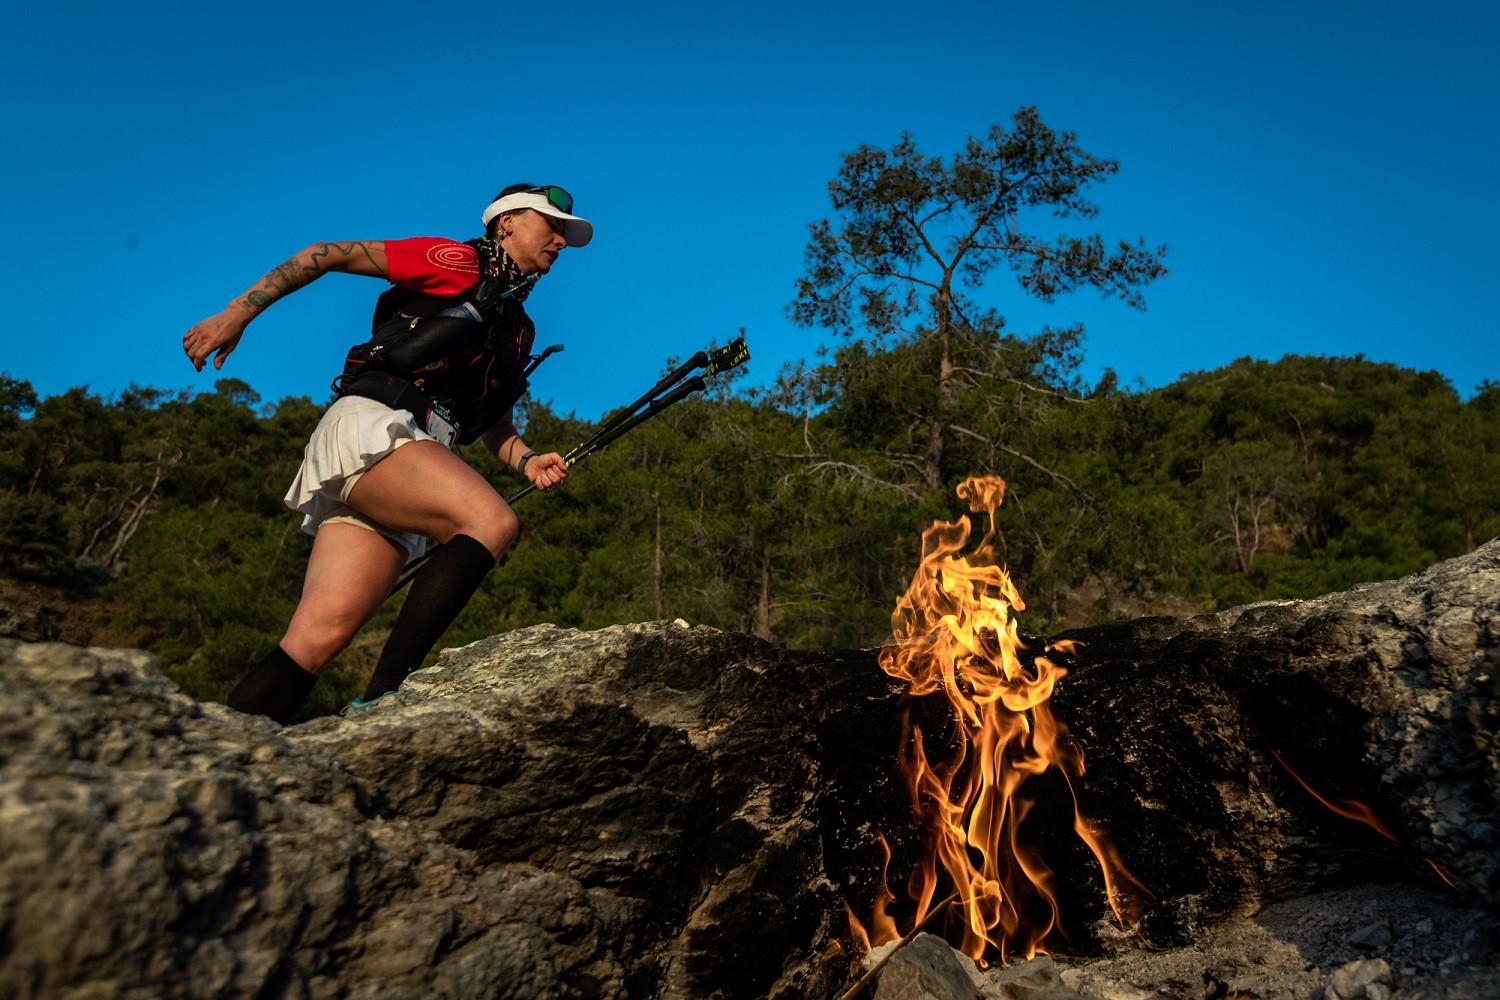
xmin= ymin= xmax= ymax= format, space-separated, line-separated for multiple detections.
xmin=1261 ymin=738 xmax=1458 ymax=890
xmin=850 ymin=475 xmax=1151 ymax=965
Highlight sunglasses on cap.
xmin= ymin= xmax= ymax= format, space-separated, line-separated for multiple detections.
xmin=527 ymin=185 xmax=574 ymax=215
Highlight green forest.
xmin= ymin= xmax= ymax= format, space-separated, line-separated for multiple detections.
xmin=4 ymin=109 xmax=1496 ymax=719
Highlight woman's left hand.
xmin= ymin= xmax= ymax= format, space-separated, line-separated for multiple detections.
xmin=526 ymin=453 xmax=569 ymax=491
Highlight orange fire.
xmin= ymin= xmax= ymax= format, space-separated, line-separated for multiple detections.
xmin=851 ymin=475 xmax=1151 ymax=965
xmin=1260 ymin=738 xmax=1458 ymax=889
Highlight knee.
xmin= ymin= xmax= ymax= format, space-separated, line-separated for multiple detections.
xmin=451 ymin=502 xmax=518 ymax=559
xmin=283 ymin=608 xmax=364 ymax=672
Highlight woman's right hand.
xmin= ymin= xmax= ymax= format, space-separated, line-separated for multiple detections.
xmin=183 ymin=240 xmax=387 ymax=374
xmin=183 ymin=309 xmax=249 ymax=372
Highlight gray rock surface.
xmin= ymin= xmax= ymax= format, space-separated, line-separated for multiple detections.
xmin=0 ymin=640 xmax=631 ymax=999
xmin=980 ymin=956 xmax=1085 ymax=999
xmin=293 ymin=621 xmax=886 ymax=999
xmin=1047 ymin=881 xmax=1499 ymax=1000
xmin=0 ymin=624 xmax=888 ymax=999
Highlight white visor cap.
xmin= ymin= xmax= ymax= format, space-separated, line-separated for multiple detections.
xmin=481 ymin=192 xmax=593 ymax=248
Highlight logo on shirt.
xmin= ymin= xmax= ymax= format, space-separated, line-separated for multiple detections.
xmin=426 ymin=243 xmax=478 ymax=273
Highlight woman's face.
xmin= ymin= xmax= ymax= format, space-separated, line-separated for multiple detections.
xmin=501 ymin=210 xmax=568 ymax=275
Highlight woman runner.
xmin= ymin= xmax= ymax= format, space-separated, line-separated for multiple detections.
xmin=181 ymin=184 xmax=591 ymax=722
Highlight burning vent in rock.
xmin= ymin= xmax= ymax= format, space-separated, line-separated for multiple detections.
xmin=848 ymin=476 xmax=1152 ymax=966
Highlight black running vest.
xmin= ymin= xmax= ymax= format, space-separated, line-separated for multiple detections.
xmin=332 ymin=239 xmax=535 ymax=446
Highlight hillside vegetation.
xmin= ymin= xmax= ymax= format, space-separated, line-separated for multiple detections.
xmin=3 ymin=352 xmax=1496 ymax=718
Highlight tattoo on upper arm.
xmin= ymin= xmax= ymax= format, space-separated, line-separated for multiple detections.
xmin=242 ymin=241 xmax=388 ymax=311
xmin=308 ymin=241 xmax=388 ymax=277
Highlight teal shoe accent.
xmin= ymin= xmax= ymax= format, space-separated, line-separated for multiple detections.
xmin=339 ymin=691 xmax=395 ymax=719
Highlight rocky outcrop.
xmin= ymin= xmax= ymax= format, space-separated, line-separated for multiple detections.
xmin=0 ymin=540 xmax=1496 ymax=998
xmin=0 ymin=641 xmax=634 ymax=998
xmin=1047 ymin=538 xmax=1500 ymax=939
xmin=0 ymin=625 xmax=893 ymax=1000
xmin=291 ymin=623 xmax=888 ymax=999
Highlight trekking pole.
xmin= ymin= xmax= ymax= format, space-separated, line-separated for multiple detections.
xmin=560 ymin=336 xmax=749 ymax=464
xmin=577 ymin=352 xmax=707 ymax=452
xmin=388 ymin=336 xmax=750 ymax=595
xmin=506 ymin=374 xmax=707 ymax=504
xmin=509 ymin=336 xmax=748 ymax=503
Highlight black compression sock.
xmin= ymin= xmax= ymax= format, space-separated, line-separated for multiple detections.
xmin=363 ymin=533 xmax=495 ymax=701
xmin=227 ymin=645 xmax=319 ymax=724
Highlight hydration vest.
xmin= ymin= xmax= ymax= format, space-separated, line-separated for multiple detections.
xmin=331 ymin=238 xmax=535 ymax=446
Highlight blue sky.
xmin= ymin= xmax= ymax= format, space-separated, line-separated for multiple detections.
xmin=3 ymin=1 xmax=1495 ymax=420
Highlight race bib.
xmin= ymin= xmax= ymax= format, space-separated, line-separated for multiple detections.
xmin=425 ymin=402 xmax=460 ymax=450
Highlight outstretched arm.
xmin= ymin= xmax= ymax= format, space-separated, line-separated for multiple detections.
xmin=182 ymin=240 xmax=390 ymax=372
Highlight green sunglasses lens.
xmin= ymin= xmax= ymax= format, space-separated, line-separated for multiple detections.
xmin=542 ymin=186 xmax=573 ymax=214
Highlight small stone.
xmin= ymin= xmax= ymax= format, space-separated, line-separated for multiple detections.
xmin=862 ymin=939 xmax=901 ymax=972
xmin=872 ymin=933 xmax=979 ymax=1000
xmin=1057 ymin=968 xmax=1153 ymax=1000
xmin=1413 ymin=918 xmax=1434 ymax=935
xmin=985 ymin=956 xmax=1078 ymax=998
xmin=989 ymin=955 xmax=1061 ymax=987
xmin=1349 ymin=921 xmax=1393 ymax=950
xmin=1327 ymin=958 xmax=1391 ymax=1000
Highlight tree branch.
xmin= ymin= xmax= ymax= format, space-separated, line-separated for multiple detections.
xmin=948 ymin=422 xmax=1097 ymax=506
xmin=948 ymin=366 xmax=1090 ymax=403
xmin=801 ymin=461 xmax=926 ymax=501
xmin=897 ymin=209 xmax=952 ymax=275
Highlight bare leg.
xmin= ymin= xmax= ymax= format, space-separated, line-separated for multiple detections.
xmin=343 ymin=441 xmax=517 ymax=700
xmin=226 ymin=522 xmax=405 ymax=721
xmin=280 ymin=522 xmax=408 ymax=673
xmin=230 ymin=441 xmax=515 ymax=719
xmin=345 ymin=440 xmax=518 ymax=557
xmin=285 ymin=437 xmax=512 ymax=671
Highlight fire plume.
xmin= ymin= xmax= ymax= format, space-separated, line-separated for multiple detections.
xmin=852 ymin=476 xmax=1150 ymax=965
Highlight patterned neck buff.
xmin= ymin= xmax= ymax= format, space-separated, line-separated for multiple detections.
xmin=478 ymin=238 xmax=535 ymax=305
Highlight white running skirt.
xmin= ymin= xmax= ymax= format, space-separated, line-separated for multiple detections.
xmin=283 ymin=395 xmax=442 ymax=559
